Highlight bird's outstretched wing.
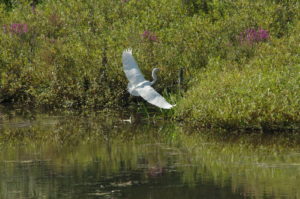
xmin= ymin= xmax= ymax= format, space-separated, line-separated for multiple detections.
xmin=122 ymin=49 xmax=146 ymax=85
xmin=136 ymin=85 xmax=174 ymax=109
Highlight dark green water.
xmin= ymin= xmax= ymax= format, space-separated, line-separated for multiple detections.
xmin=0 ymin=108 xmax=300 ymax=199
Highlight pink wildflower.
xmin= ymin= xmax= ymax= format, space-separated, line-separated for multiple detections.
xmin=3 ymin=23 xmax=29 ymax=35
xmin=141 ymin=30 xmax=158 ymax=42
xmin=240 ymin=27 xmax=269 ymax=45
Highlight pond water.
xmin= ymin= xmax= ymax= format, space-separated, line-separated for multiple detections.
xmin=0 ymin=108 xmax=300 ymax=199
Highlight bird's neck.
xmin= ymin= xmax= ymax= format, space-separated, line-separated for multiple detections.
xmin=150 ymin=69 xmax=158 ymax=85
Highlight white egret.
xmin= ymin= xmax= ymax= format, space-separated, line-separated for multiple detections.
xmin=122 ymin=49 xmax=175 ymax=109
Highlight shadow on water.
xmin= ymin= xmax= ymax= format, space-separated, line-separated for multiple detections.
xmin=0 ymin=106 xmax=300 ymax=199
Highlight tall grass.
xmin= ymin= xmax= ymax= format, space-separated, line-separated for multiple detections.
xmin=0 ymin=0 xmax=299 ymax=130
xmin=175 ymin=23 xmax=300 ymax=130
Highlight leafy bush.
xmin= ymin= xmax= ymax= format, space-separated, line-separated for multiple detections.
xmin=0 ymin=0 xmax=299 ymax=130
xmin=175 ymin=25 xmax=300 ymax=130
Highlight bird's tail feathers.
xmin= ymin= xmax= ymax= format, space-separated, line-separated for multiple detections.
xmin=123 ymin=48 xmax=132 ymax=54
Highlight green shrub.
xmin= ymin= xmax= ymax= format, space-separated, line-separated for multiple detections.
xmin=175 ymin=26 xmax=300 ymax=130
xmin=0 ymin=0 xmax=299 ymax=131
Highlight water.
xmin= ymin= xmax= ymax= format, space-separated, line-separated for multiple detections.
xmin=0 ymin=108 xmax=300 ymax=199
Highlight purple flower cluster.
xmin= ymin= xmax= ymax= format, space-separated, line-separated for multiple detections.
xmin=142 ymin=30 xmax=158 ymax=42
xmin=3 ymin=23 xmax=28 ymax=35
xmin=240 ymin=28 xmax=269 ymax=44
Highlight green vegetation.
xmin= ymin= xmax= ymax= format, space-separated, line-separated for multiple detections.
xmin=175 ymin=32 xmax=300 ymax=130
xmin=0 ymin=0 xmax=299 ymax=130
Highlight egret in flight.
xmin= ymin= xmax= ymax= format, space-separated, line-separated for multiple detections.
xmin=122 ymin=49 xmax=175 ymax=109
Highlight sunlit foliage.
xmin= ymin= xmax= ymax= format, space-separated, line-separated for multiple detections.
xmin=0 ymin=0 xmax=299 ymax=129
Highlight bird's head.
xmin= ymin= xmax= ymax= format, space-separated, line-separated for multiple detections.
xmin=153 ymin=68 xmax=160 ymax=73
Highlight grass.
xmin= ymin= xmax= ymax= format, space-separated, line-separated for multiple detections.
xmin=175 ymin=21 xmax=300 ymax=131
xmin=0 ymin=0 xmax=299 ymax=131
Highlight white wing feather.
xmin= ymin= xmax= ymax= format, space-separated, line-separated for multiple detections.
xmin=122 ymin=49 xmax=146 ymax=85
xmin=135 ymin=85 xmax=174 ymax=109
